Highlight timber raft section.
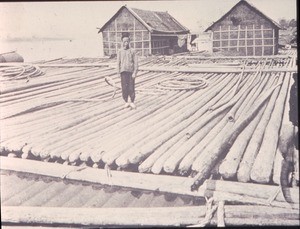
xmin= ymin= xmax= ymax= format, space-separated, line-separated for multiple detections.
xmin=0 ymin=49 xmax=299 ymax=227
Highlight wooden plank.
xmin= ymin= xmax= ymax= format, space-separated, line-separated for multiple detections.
xmin=1 ymin=157 xmax=299 ymax=209
xmin=212 ymin=37 xmax=275 ymax=41
xmin=262 ymin=25 xmax=265 ymax=56
xmin=20 ymin=182 xmax=69 ymax=207
xmin=214 ymin=28 xmax=274 ymax=33
xmin=0 ymin=63 xmax=296 ymax=73
xmin=3 ymin=180 xmax=51 ymax=206
xmin=133 ymin=17 xmax=136 ymax=49
xmin=245 ymin=25 xmax=248 ymax=56
xmin=176 ymin=54 xmax=295 ymax=60
xmin=108 ymin=30 xmax=110 ymax=55
xmin=0 ymin=156 xmax=200 ymax=197
xmin=219 ymin=26 xmax=222 ymax=50
xmin=253 ymin=25 xmax=255 ymax=55
xmin=142 ymin=32 xmax=145 ymax=56
xmin=138 ymin=66 xmax=297 ymax=73
xmin=205 ymin=179 xmax=299 ymax=204
xmin=0 ymin=174 xmax=36 ymax=202
xmin=272 ymin=29 xmax=275 ymax=55
xmin=228 ymin=25 xmax=230 ymax=51
xmin=210 ymin=31 xmax=213 ymax=53
xmin=115 ymin=18 xmax=118 ymax=54
xmin=1 ymin=206 xmax=206 ymax=226
xmin=208 ymin=190 xmax=299 ymax=209
xmin=237 ymin=25 xmax=240 ymax=52
xmin=149 ymin=32 xmax=152 ymax=55
xmin=210 ymin=44 xmax=279 ymax=50
xmin=2 ymin=205 xmax=299 ymax=226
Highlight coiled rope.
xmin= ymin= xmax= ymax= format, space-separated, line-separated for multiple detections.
xmin=156 ymin=75 xmax=209 ymax=91
xmin=0 ymin=64 xmax=44 ymax=82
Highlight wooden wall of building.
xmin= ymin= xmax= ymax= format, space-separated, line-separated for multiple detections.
xmin=102 ymin=8 xmax=151 ymax=56
xmin=210 ymin=4 xmax=279 ymax=56
xmin=150 ymin=36 xmax=188 ymax=55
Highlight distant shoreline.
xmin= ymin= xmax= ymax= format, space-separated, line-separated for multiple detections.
xmin=2 ymin=37 xmax=72 ymax=42
xmin=0 ymin=37 xmax=103 ymax=62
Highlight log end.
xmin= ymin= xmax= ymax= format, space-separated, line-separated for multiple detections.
xmin=69 ymin=152 xmax=81 ymax=163
xmin=163 ymin=164 xmax=176 ymax=174
xmin=91 ymin=151 xmax=104 ymax=163
xmin=7 ymin=153 xmax=17 ymax=158
xmin=41 ymin=152 xmax=51 ymax=159
xmin=60 ymin=152 xmax=70 ymax=161
xmin=79 ymin=152 xmax=90 ymax=162
xmin=138 ymin=165 xmax=150 ymax=173
xmin=21 ymin=152 xmax=29 ymax=159
xmin=92 ymin=163 xmax=99 ymax=168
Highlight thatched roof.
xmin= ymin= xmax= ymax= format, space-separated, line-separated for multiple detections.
xmin=205 ymin=0 xmax=282 ymax=31
xmin=98 ymin=5 xmax=189 ymax=34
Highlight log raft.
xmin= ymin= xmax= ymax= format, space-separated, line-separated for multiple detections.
xmin=1 ymin=54 xmax=298 ymax=195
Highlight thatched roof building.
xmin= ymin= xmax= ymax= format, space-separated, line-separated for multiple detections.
xmin=205 ymin=0 xmax=282 ymax=56
xmin=98 ymin=5 xmax=190 ymax=56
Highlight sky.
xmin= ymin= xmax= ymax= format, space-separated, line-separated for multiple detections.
xmin=0 ymin=0 xmax=297 ymax=40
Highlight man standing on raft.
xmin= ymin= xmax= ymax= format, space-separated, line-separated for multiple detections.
xmin=117 ymin=32 xmax=138 ymax=109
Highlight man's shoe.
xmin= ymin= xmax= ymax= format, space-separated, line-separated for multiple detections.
xmin=129 ymin=102 xmax=136 ymax=109
xmin=124 ymin=102 xmax=130 ymax=108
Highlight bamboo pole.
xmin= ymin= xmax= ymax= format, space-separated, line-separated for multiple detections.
xmin=161 ymin=111 xmax=226 ymax=174
xmin=177 ymin=74 xmax=259 ymax=176
xmin=218 ymin=103 xmax=267 ymax=179
xmin=209 ymin=67 xmax=244 ymax=111
xmin=1 ymin=68 xmax=116 ymax=118
xmin=138 ymin=66 xmax=297 ymax=73
xmin=272 ymin=72 xmax=294 ymax=184
xmin=218 ymin=74 xmax=278 ymax=179
xmin=44 ymin=94 xmax=157 ymax=159
xmin=124 ymin=75 xmax=232 ymax=166
xmin=236 ymin=78 xmax=283 ymax=182
xmin=1 ymin=70 xmax=168 ymax=159
xmin=132 ymin=75 xmax=238 ymax=171
xmin=3 ymin=62 xmax=295 ymax=73
xmin=251 ymin=72 xmax=291 ymax=183
xmin=2 ymin=73 xmax=116 ymax=118
xmin=2 ymin=94 xmax=120 ymax=155
xmin=61 ymin=92 xmax=164 ymax=163
xmin=52 ymin=91 xmax=175 ymax=162
xmin=161 ymin=74 xmax=254 ymax=174
xmin=179 ymin=74 xmax=252 ymax=174
xmin=1 ymin=67 xmax=112 ymax=102
xmin=101 ymin=74 xmax=225 ymax=165
xmin=134 ymin=66 xmax=214 ymax=173
xmin=99 ymin=89 xmax=193 ymax=164
xmin=191 ymin=82 xmax=283 ymax=189
xmin=203 ymin=179 xmax=299 ymax=204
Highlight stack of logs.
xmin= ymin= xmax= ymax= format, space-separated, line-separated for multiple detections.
xmin=0 ymin=54 xmax=298 ymax=187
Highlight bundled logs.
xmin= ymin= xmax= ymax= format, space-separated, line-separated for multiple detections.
xmin=0 ymin=55 xmax=298 ymax=189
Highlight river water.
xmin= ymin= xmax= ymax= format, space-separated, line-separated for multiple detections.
xmin=0 ymin=37 xmax=104 ymax=62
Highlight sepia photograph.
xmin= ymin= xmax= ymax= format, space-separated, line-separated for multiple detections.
xmin=0 ymin=0 xmax=299 ymax=227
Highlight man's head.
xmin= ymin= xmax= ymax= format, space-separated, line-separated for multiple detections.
xmin=121 ymin=32 xmax=130 ymax=49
